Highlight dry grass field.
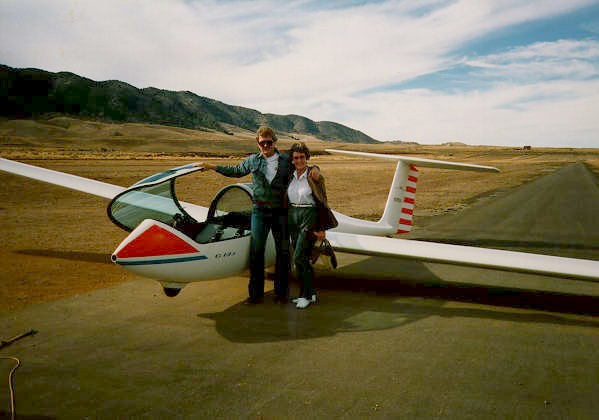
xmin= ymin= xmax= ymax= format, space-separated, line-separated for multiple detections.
xmin=1 ymin=117 xmax=598 ymax=313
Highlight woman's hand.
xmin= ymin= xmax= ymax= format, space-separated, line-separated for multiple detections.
xmin=314 ymin=230 xmax=326 ymax=241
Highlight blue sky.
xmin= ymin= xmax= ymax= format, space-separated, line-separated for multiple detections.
xmin=1 ymin=0 xmax=598 ymax=147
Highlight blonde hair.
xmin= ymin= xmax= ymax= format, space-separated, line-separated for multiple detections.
xmin=256 ymin=126 xmax=278 ymax=142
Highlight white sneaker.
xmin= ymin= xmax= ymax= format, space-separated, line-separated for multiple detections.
xmin=296 ymin=297 xmax=311 ymax=309
xmin=293 ymin=295 xmax=317 ymax=304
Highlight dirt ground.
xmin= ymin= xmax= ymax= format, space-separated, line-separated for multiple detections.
xmin=1 ymin=145 xmax=598 ymax=418
xmin=1 ymin=147 xmax=598 ymax=314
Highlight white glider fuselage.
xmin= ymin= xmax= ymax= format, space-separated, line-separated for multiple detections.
xmin=106 ymin=150 xmax=495 ymax=289
xmin=110 ymin=218 xmax=263 ymax=295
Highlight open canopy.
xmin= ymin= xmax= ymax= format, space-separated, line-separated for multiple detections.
xmin=107 ymin=164 xmax=203 ymax=232
xmin=107 ymin=164 xmax=254 ymax=234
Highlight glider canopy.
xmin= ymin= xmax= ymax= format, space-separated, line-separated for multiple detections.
xmin=107 ymin=164 xmax=254 ymax=234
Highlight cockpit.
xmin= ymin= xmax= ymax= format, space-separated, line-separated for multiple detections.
xmin=192 ymin=183 xmax=253 ymax=243
xmin=107 ymin=164 xmax=253 ymax=243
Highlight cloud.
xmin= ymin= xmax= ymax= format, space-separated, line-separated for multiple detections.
xmin=1 ymin=0 xmax=598 ymax=146
xmin=250 ymin=34 xmax=599 ymax=147
xmin=344 ymin=77 xmax=599 ymax=146
xmin=464 ymin=39 xmax=599 ymax=81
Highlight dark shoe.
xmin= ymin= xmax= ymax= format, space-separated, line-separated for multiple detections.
xmin=273 ymin=295 xmax=289 ymax=304
xmin=243 ymin=297 xmax=263 ymax=305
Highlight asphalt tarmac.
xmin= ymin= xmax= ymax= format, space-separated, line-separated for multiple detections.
xmin=1 ymin=163 xmax=598 ymax=418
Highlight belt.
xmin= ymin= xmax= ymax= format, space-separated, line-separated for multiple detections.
xmin=254 ymin=200 xmax=273 ymax=206
xmin=290 ymin=203 xmax=316 ymax=208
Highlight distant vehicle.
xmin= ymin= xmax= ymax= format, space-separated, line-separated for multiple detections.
xmin=1 ymin=149 xmax=598 ymax=297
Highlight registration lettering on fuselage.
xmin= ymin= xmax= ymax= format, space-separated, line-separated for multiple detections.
xmin=214 ymin=251 xmax=236 ymax=259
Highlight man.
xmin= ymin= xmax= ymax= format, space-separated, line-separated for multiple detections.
xmin=194 ymin=126 xmax=317 ymax=304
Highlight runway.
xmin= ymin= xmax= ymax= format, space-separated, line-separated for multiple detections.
xmin=410 ymin=161 xmax=599 ymax=258
xmin=1 ymin=162 xmax=598 ymax=418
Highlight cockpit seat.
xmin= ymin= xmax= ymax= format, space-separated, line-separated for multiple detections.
xmin=194 ymin=223 xmax=247 ymax=243
xmin=193 ymin=212 xmax=251 ymax=244
xmin=172 ymin=213 xmax=204 ymax=239
xmin=195 ymin=223 xmax=220 ymax=243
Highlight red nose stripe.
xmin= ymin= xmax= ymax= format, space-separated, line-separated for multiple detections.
xmin=117 ymin=224 xmax=198 ymax=258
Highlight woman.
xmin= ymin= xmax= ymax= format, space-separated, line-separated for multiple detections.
xmin=287 ymin=142 xmax=337 ymax=309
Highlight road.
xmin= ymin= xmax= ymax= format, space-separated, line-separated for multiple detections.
xmin=0 ymin=162 xmax=597 ymax=418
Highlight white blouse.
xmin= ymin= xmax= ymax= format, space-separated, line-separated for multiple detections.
xmin=287 ymin=169 xmax=316 ymax=205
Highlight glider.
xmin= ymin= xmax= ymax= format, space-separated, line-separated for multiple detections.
xmin=1 ymin=149 xmax=597 ymax=297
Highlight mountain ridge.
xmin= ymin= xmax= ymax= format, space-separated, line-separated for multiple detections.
xmin=0 ymin=64 xmax=378 ymax=144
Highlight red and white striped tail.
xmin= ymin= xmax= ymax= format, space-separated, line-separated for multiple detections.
xmin=324 ymin=148 xmax=499 ymax=236
xmin=397 ymin=165 xmax=418 ymax=234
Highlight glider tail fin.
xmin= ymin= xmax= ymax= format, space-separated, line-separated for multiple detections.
xmin=325 ymin=149 xmax=500 ymax=234
xmin=382 ymin=161 xmax=419 ymax=234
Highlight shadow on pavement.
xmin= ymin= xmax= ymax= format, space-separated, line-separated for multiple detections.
xmin=0 ymin=410 xmax=55 ymax=420
xmin=199 ymin=258 xmax=598 ymax=344
xmin=16 ymin=249 xmax=111 ymax=264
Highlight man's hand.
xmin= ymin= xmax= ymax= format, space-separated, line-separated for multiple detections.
xmin=309 ymin=165 xmax=320 ymax=180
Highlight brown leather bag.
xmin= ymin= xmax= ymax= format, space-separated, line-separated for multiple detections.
xmin=310 ymin=239 xmax=338 ymax=270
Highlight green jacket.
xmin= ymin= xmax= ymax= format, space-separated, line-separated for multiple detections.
xmin=215 ymin=149 xmax=293 ymax=208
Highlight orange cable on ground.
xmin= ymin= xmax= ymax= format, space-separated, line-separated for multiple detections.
xmin=1 ymin=329 xmax=36 ymax=420
xmin=1 ymin=355 xmax=21 ymax=420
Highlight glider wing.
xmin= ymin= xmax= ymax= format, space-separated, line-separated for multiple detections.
xmin=327 ymin=231 xmax=599 ymax=281
xmin=0 ymin=157 xmax=125 ymax=199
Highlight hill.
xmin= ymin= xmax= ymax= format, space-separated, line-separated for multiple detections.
xmin=0 ymin=64 xmax=378 ymax=144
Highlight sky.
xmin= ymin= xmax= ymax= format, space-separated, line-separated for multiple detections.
xmin=1 ymin=0 xmax=599 ymax=147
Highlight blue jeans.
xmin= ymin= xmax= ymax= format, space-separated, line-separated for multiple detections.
xmin=249 ymin=206 xmax=290 ymax=300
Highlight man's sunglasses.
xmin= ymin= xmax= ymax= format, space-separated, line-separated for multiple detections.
xmin=259 ymin=140 xmax=273 ymax=147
